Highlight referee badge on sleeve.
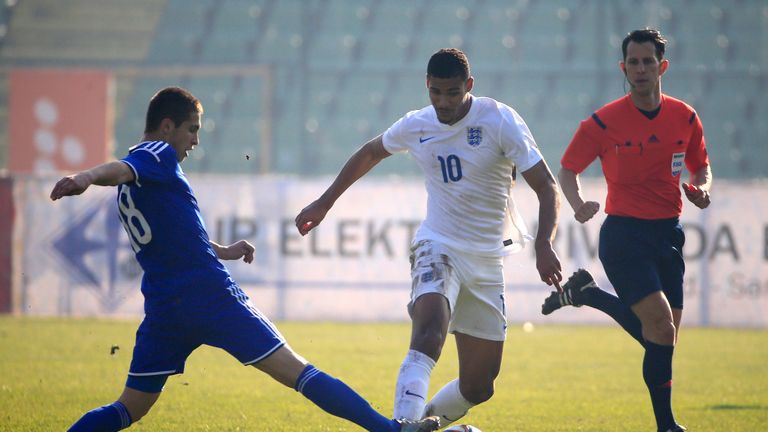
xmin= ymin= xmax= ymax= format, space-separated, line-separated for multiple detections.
xmin=671 ymin=152 xmax=685 ymax=177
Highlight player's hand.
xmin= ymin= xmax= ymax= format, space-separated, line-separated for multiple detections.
xmin=50 ymin=173 xmax=92 ymax=201
xmin=682 ymin=183 xmax=711 ymax=209
xmin=574 ymin=201 xmax=600 ymax=223
xmin=535 ymin=241 xmax=563 ymax=292
xmin=218 ymin=240 xmax=255 ymax=263
xmin=295 ymin=199 xmax=331 ymax=236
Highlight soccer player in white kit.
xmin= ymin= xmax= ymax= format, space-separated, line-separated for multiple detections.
xmin=295 ymin=49 xmax=562 ymax=427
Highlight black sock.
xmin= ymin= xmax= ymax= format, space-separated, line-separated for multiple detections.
xmin=643 ymin=341 xmax=676 ymax=431
xmin=582 ymin=289 xmax=645 ymax=346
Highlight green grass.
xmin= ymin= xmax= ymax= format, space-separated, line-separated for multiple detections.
xmin=1 ymin=318 xmax=766 ymax=431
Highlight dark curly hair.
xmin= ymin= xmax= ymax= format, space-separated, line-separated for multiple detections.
xmin=427 ymin=48 xmax=471 ymax=81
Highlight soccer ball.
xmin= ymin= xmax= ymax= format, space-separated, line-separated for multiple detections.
xmin=443 ymin=426 xmax=481 ymax=432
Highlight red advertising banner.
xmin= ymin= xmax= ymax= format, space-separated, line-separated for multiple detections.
xmin=0 ymin=177 xmax=12 ymax=313
xmin=9 ymin=69 xmax=114 ymax=174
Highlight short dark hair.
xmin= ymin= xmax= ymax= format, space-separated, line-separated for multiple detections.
xmin=427 ymin=48 xmax=471 ymax=81
xmin=622 ymin=28 xmax=667 ymax=61
xmin=144 ymin=86 xmax=203 ymax=133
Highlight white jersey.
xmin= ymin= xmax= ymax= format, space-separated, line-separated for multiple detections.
xmin=382 ymin=95 xmax=542 ymax=256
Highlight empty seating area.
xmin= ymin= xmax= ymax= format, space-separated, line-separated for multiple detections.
xmin=0 ymin=0 xmax=765 ymax=178
xmin=0 ymin=0 xmax=162 ymax=63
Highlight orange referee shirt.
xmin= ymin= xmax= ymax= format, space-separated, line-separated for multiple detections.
xmin=562 ymin=94 xmax=709 ymax=219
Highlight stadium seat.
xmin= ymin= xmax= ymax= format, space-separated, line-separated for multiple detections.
xmin=320 ymin=0 xmax=373 ymax=34
xmin=469 ymin=2 xmax=524 ymax=67
xmin=547 ymin=75 xmax=600 ymax=145
xmin=309 ymin=0 xmax=372 ymax=68
xmin=514 ymin=0 xmax=575 ymax=69
xmin=380 ymin=71 xmax=430 ymax=119
xmin=146 ymin=0 xmax=213 ymax=64
xmin=412 ymin=33 xmax=469 ymax=65
xmin=201 ymin=32 xmax=251 ymax=64
xmin=228 ymin=75 xmax=266 ymax=117
xmin=359 ymin=0 xmax=418 ymax=66
xmin=721 ymin=2 xmax=766 ymax=68
xmin=369 ymin=0 xmax=418 ymax=34
xmin=412 ymin=0 xmax=471 ymax=57
xmin=664 ymin=71 xmax=707 ymax=109
xmin=676 ymin=1 xmax=728 ymax=69
xmin=336 ymin=75 xmax=384 ymax=118
xmin=359 ymin=32 xmax=411 ymax=68
xmin=252 ymin=1 xmax=304 ymax=64
xmin=696 ymin=74 xmax=761 ymax=177
xmin=200 ymin=0 xmax=266 ymax=65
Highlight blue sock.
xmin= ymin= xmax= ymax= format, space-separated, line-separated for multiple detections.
xmin=583 ymin=289 xmax=645 ymax=346
xmin=68 ymin=401 xmax=132 ymax=431
xmin=295 ymin=365 xmax=399 ymax=432
xmin=643 ymin=341 xmax=676 ymax=431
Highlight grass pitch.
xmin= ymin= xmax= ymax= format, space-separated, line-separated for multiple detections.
xmin=0 ymin=317 xmax=766 ymax=431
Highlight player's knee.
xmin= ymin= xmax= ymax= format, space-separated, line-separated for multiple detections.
xmin=129 ymin=406 xmax=149 ymax=422
xmin=411 ymin=327 xmax=446 ymax=358
xmin=459 ymin=380 xmax=495 ymax=405
xmin=414 ymin=325 xmax=445 ymax=346
xmin=119 ymin=399 xmax=152 ymax=423
xmin=643 ymin=318 xmax=676 ymax=345
xmin=411 ymin=316 xmax=447 ymax=350
xmin=254 ymin=345 xmax=309 ymax=388
xmin=119 ymin=380 xmax=164 ymax=422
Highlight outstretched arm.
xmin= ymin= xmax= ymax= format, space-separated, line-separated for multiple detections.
xmin=522 ymin=160 xmax=563 ymax=290
xmin=211 ymin=240 xmax=255 ymax=264
xmin=295 ymin=135 xmax=391 ymax=235
xmin=558 ymin=167 xmax=600 ymax=223
xmin=50 ymin=161 xmax=135 ymax=201
xmin=682 ymin=164 xmax=712 ymax=209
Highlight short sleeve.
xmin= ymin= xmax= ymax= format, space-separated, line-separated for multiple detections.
xmin=561 ymin=117 xmax=603 ymax=174
xmin=684 ymin=112 xmax=709 ymax=173
xmin=498 ymin=107 xmax=542 ymax=172
xmin=382 ymin=111 xmax=418 ymax=154
xmin=121 ymin=142 xmax=178 ymax=187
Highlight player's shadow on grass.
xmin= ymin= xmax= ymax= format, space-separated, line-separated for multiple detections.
xmin=706 ymin=404 xmax=767 ymax=411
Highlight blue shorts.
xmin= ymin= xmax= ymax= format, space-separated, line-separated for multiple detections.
xmin=598 ymin=215 xmax=685 ymax=309
xmin=128 ymin=284 xmax=285 ymax=378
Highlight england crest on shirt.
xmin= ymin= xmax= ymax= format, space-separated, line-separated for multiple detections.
xmin=467 ymin=127 xmax=482 ymax=147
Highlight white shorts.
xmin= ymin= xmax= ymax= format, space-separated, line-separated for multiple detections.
xmin=408 ymin=239 xmax=507 ymax=341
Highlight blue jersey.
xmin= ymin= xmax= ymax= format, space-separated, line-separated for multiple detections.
xmin=118 ymin=141 xmax=235 ymax=311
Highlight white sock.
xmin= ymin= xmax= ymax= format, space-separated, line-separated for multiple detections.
xmin=393 ymin=349 xmax=436 ymax=420
xmin=424 ymin=379 xmax=475 ymax=427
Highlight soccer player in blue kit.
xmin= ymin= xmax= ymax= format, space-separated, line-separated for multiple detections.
xmin=50 ymin=87 xmax=439 ymax=432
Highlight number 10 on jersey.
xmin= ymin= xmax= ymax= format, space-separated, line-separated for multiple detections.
xmin=437 ymin=154 xmax=462 ymax=183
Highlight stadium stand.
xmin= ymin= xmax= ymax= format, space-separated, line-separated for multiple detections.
xmin=307 ymin=0 xmax=371 ymax=68
xmin=336 ymin=1 xmax=413 ymax=74
xmin=1 ymin=0 xmax=161 ymax=63
xmin=699 ymin=73 xmax=762 ymax=178
xmin=0 ymin=0 xmax=765 ymax=178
